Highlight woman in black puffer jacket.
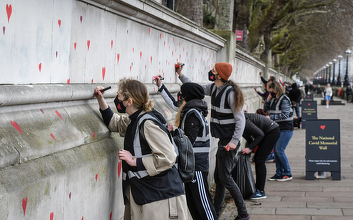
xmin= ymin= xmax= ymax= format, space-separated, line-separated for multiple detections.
xmin=241 ymin=113 xmax=280 ymax=200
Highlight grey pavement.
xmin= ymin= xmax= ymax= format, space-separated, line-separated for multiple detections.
xmin=219 ymin=96 xmax=353 ymax=220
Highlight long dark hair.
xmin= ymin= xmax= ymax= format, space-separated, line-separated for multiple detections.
xmin=222 ymin=79 xmax=244 ymax=111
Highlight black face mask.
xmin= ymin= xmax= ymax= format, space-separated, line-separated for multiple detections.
xmin=208 ymin=70 xmax=216 ymax=81
xmin=176 ymin=92 xmax=183 ymax=107
xmin=270 ymin=92 xmax=276 ymax=98
xmin=114 ymin=95 xmax=127 ymax=113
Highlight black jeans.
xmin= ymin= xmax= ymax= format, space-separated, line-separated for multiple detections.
xmin=253 ymin=127 xmax=280 ymax=191
xmin=214 ymin=145 xmax=247 ymax=217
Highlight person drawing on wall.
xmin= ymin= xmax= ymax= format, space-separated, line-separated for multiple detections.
xmin=94 ymin=78 xmax=188 ymax=220
xmin=176 ymin=62 xmax=250 ymax=220
xmin=154 ymin=76 xmax=218 ymax=220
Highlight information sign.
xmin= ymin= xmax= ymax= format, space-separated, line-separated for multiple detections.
xmin=301 ymin=101 xmax=317 ymax=129
xmin=305 ymin=119 xmax=341 ymax=180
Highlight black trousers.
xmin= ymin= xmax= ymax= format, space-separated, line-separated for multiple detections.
xmin=254 ymin=127 xmax=280 ymax=191
xmin=185 ymin=171 xmax=218 ymax=220
xmin=213 ymin=146 xmax=247 ymax=217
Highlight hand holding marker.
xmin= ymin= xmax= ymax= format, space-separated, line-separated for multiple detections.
xmin=94 ymin=86 xmax=111 ymax=95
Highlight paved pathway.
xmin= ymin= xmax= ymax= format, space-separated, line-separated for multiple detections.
xmin=219 ymin=96 xmax=353 ymax=220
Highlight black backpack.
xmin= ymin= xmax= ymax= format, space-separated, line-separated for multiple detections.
xmin=170 ymin=128 xmax=195 ymax=183
xmin=139 ymin=111 xmax=195 ymax=183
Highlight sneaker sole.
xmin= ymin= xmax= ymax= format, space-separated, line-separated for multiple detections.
xmin=277 ymin=177 xmax=293 ymax=182
xmin=251 ymin=196 xmax=267 ymax=200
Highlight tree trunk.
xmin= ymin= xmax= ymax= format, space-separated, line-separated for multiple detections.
xmin=234 ymin=0 xmax=250 ymax=50
xmin=175 ymin=0 xmax=203 ymax=26
xmin=260 ymin=28 xmax=271 ymax=62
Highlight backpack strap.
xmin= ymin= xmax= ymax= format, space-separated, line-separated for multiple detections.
xmin=180 ymin=108 xmax=210 ymax=153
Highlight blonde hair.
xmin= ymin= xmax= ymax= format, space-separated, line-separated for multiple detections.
xmin=267 ymin=81 xmax=285 ymax=98
xmin=174 ymin=100 xmax=186 ymax=127
xmin=118 ymin=78 xmax=153 ymax=112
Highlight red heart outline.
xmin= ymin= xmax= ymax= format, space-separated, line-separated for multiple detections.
xmin=320 ymin=125 xmax=325 ymax=130
xmin=22 ymin=197 xmax=27 ymax=216
xmin=6 ymin=4 xmax=12 ymax=23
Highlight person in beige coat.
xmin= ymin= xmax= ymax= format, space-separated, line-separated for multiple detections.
xmin=94 ymin=78 xmax=188 ymax=220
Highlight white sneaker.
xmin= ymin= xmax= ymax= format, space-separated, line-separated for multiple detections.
xmin=326 ymin=105 xmax=329 ymax=108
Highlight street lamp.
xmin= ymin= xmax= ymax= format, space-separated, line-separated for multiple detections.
xmin=328 ymin=62 xmax=333 ymax=84
xmin=326 ymin=64 xmax=329 ymax=84
xmin=337 ymin=55 xmax=343 ymax=86
xmin=332 ymin=59 xmax=337 ymax=85
xmin=344 ymin=49 xmax=351 ymax=87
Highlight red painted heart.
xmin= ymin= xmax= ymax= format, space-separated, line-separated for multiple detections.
xmin=140 ymin=52 xmax=142 ymax=59
xmin=22 ymin=197 xmax=27 ymax=216
xmin=55 ymin=110 xmax=63 ymax=120
xmin=69 ymin=192 xmax=71 ymax=200
xmin=117 ymin=54 xmax=120 ymax=64
xmin=74 ymin=42 xmax=77 ymax=50
xmin=102 ymin=67 xmax=106 ymax=80
xmin=150 ymin=56 xmax=152 ymax=63
xmin=58 ymin=20 xmax=61 ymax=28
xmin=6 ymin=4 xmax=12 ymax=23
xmin=111 ymin=40 xmax=113 ymax=49
xmin=67 ymin=78 xmax=70 ymax=84
xmin=80 ymin=16 xmax=83 ymax=23
xmin=87 ymin=40 xmax=90 ymax=51
xmin=50 ymin=133 xmax=56 ymax=140
xmin=92 ymin=132 xmax=95 ymax=140
xmin=308 ymin=103 xmax=311 ymax=106
xmin=3 ymin=26 xmax=5 ymax=35
xmin=118 ymin=161 xmax=122 ymax=178
xmin=320 ymin=125 xmax=325 ymax=130
xmin=11 ymin=121 xmax=23 ymax=135
xmin=95 ymin=174 xmax=98 ymax=181
xmin=50 ymin=212 xmax=54 ymax=220
xmin=39 ymin=63 xmax=42 ymax=72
